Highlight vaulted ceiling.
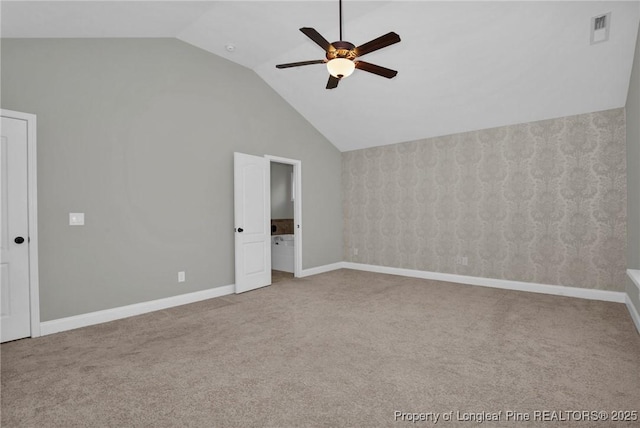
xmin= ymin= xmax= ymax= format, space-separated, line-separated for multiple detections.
xmin=2 ymin=1 xmax=639 ymax=151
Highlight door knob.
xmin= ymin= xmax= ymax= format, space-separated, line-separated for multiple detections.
xmin=14 ymin=236 xmax=25 ymax=244
xmin=237 ymin=228 xmax=244 ymax=233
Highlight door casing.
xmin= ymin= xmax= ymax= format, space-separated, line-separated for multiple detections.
xmin=265 ymin=155 xmax=302 ymax=278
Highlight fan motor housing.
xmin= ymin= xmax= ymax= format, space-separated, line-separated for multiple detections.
xmin=327 ymin=41 xmax=357 ymax=60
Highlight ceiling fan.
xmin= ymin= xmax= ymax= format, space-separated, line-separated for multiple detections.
xmin=275 ymin=0 xmax=401 ymax=89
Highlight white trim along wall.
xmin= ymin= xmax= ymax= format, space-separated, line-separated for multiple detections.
xmin=40 ymin=285 xmax=234 ymax=336
xmin=41 ymin=262 xmax=639 ymax=337
xmin=627 ymin=269 xmax=640 ymax=333
xmin=342 ymin=262 xmax=626 ymax=303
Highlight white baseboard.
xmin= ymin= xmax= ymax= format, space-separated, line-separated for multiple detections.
xmin=626 ymin=294 xmax=640 ymax=335
xmin=628 ymin=269 xmax=640 ymax=293
xmin=627 ymin=270 xmax=640 ymax=334
xmin=39 ymin=265 xmax=634 ymax=337
xmin=299 ymin=262 xmax=345 ymax=278
xmin=40 ymin=285 xmax=235 ymax=336
xmin=342 ymin=262 xmax=627 ymax=303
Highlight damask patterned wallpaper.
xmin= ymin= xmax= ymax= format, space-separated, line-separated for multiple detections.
xmin=343 ymin=109 xmax=627 ymax=291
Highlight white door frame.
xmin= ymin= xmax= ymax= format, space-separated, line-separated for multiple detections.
xmin=265 ymin=155 xmax=302 ymax=278
xmin=1 ymin=109 xmax=40 ymax=338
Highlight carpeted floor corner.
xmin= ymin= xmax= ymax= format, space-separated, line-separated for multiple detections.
xmin=2 ymin=269 xmax=639 ymax=427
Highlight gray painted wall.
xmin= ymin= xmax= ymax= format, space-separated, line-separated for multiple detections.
xmin=270 ymin=163 xmax=293 ymax=219
xmin=343 ymin=109 xmax=627 ymax=291
xmin=626 ymin=22 xmax=640 ymax=312
xmin=1 ymin=38 xmax=342 ymax=321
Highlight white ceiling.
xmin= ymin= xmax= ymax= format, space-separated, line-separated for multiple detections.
xmin=2 ymin=1 xmax=639 ymax=152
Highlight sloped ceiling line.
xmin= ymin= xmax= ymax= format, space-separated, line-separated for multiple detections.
xmin=2 ymin=1 xmax=639 ymax=152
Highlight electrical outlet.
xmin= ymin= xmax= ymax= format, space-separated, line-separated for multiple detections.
xmin=456 ymin=256 xmax=469 ymax=266
xmin=353 ymin=248 xmax=359 ymax=256
xmin=178 ymin=271 xmax=185 ymax=283
xmin=69 ymin=213 xmax=85 ymax=226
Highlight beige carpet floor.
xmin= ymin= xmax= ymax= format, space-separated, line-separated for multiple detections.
xmin=271 ymin=270 xmax=294 ymax=284
xmin=2 ymin=269 xmax=639 ymax=427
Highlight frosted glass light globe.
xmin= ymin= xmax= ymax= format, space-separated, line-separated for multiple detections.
xmin=327 ymin=58 xmax=355 ymax=78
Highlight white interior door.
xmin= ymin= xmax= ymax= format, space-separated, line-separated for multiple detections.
xmin=234 ymin=152 xmax=271 ymax=293
xmin=1 ymin=116 xmax=31 ymax=342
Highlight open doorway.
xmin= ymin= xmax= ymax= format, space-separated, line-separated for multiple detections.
xmin=266 ymin=155 xmax=302 ymax=279
xmin=233 ymin=153 xmax=301 ymax=294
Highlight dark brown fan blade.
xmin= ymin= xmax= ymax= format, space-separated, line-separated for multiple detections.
xmin=353 ymin=32 xmax=401 ymax=57
xmin=326 ymin=75 xmax=340 ymax=89
xmin=300 ymin=27 xmax=333 ymax=52
xmin=355 ymin=61 xmax=398 ymax=79
xmin=276 ymin=60 xmax=325 ymax=69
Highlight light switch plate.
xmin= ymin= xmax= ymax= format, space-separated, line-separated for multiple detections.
xmin=69 ymin=213 xmax=85 ymax=226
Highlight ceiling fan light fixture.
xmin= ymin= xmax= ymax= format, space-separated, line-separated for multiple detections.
xmin=327 ymin=58 xmax=355 ymax=78
xmin=275 ymin=0 xmax=400 ymax=89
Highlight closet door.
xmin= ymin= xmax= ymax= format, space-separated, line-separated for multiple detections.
xmin=1 ymin=116 xmax=31 ymax=342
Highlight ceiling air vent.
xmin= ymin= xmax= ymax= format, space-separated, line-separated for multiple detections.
xmin=591 ymin=12 xmax=611 ymax=45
